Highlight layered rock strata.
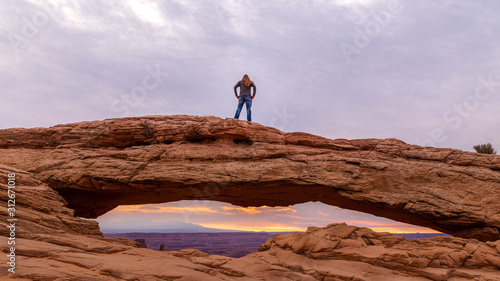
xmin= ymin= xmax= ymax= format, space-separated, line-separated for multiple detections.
xmin=0 ymin=115 xmax=500 ymax=241
xmin=1 ymin=166 xmax=499 ymax=280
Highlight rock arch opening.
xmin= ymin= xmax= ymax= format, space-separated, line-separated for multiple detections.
xmin=56 ymin=177 xmax=498 ymax=241
xmin=1 ymin=115 xmax=499 ymax=241
xmin=95 ymin=200 xmax=446 ymax=258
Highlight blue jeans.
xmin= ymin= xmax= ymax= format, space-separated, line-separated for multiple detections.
xmin=234 ymin=95 xmax=252 ymax=121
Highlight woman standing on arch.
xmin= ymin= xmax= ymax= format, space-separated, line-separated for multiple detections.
xmin=233 ymin=74 xmax=256 ymax=122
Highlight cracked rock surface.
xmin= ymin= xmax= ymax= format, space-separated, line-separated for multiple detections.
xmin=1 ymin=115 xmax=500 ymax=241
xmin=1 ymin=115 xmax=500 ymax=280
xmin=1 ymin=165 xmax=499 ymax=280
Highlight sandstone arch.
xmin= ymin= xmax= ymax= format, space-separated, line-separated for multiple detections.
xmin=1 ymin=115 xmax=500 ymax=241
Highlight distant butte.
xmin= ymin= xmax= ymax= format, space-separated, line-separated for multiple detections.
xmin=1 ymin=115 xmax=500 ymax=242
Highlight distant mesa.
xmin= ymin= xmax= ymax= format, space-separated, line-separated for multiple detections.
xmin=107 ymin=232 xmax=277 ymax=258
xmin=1 ymin=115 xmax=500 ymax=242
xmin=100 ymin=219 xmax=245 ymax=233
xmin=134 ymin=238 xmax=148 ymax=249
xmin=106 ymin=231 xmax=453 ymax=259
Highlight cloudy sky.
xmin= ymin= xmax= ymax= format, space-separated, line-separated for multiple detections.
xmin=2 ymin=0 xmax=500 ymax=233
xmin=97 ymin=201 xmax=438 ymax=233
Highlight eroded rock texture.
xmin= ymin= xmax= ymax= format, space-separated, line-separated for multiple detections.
xmin=1 ymin=165 xmax=499 ymax=280
xmin=0 ymin=115 xmax=500 ymax=241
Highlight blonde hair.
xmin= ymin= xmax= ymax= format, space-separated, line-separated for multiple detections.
xmin=242 ymin=74 xmax=253 ymax=87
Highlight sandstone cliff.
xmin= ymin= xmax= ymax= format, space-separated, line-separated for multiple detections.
xmin=1 ymin=115 xmax=500 ymax=280
xmin=1 ymin=115 xmax=499 ymax=241
xmin=1 ymin=164 xmax=500 ymax=280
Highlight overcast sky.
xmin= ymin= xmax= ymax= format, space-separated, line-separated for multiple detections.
xmin=3 ymin=0 xmax=500 ymax=232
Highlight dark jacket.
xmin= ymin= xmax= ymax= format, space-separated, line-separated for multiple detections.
xmin=234 ymin=81 xmax=256 ymax=97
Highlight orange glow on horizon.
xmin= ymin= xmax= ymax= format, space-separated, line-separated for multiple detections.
xmin=103 ymin=202 xmax=443 ymax=234
xmin=200 ymin=223 xmax=306 ymax=232
xmin=199 ymin=223 xmax=440 ymax=234
xmin=113 ymin=204 xmax=298 ymax=216
xmin=220 ymin=205 xmax=297 ymax=215
xmin=370 ymin=226 xmax=442 ymax=234
xmin=113 ymin=205 xmax=229 ymax=215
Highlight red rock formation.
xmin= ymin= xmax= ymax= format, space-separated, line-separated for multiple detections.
xmin=257 ymin=223 xmax=500 ymax=280
xmin=134 ymin=238 xmax=148 ymax=249
xmin=1 ymin=115 xmax=500 ymax=241
xmin=0 ymin=148 xmax=499 ymax=279
xmin=0 ymin=165 xmax=102 ymax=238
